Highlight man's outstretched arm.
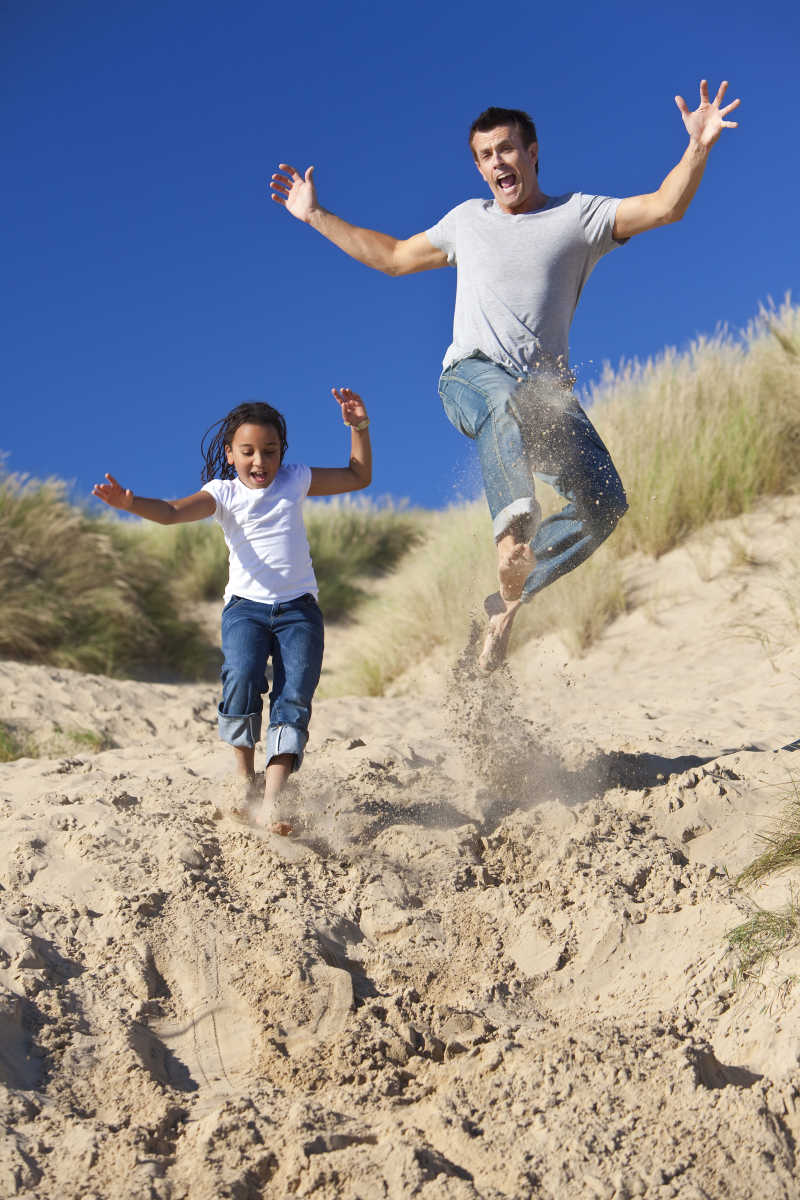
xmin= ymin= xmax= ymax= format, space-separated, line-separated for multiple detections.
xmin=613 ymin=79 xmax=741 ymax=240
xmin=270 ymin=164 xmax=448 ymax=276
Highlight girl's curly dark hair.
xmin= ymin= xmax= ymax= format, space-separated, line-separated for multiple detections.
xmin=200 ymin=402 xmax=288 ymax=483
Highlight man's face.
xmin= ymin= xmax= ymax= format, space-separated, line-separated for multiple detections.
xmin=471 ymin=124 xmax=539 ymax=214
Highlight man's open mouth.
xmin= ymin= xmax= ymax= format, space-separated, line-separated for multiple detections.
xmin=497 ymin=173 xmax=516 ymax=191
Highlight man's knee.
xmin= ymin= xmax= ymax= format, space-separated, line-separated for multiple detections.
xmin=595 ymin=484 xmax=628 ymax=535
xmin=581 ymin=474 xmax=628 ymax=538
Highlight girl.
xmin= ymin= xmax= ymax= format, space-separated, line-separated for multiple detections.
xmin=93 ymin=387 xmax=371 ymax=834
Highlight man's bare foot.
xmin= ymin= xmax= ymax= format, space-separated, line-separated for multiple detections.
xmin=498 ymin=541 xmax=533 ymax=603
xmin=478 ymin=595 xmax=523 ymax=672
xmin=479 ymin=537 xmax=534 ymax=672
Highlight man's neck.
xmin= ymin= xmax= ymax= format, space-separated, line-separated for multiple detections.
xmin=495 ymin=186 xmax=548 ymax=216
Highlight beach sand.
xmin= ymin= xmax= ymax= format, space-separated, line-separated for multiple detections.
xmin=1 ymin=496 xmax=799 ymax=1198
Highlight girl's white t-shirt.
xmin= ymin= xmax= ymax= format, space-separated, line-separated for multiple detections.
xmin=202 ymin=464 xmax=318 ymax=605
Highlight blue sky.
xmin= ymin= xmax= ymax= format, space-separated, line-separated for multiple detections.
xmin=2 ymin=0 xmax=797 ymax=512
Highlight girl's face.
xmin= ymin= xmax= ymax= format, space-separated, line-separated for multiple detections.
xmin=225 ymin=422 xmax=283 ymax=489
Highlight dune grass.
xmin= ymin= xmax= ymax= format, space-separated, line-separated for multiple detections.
xmin=588 ymin=298 xmax=800 ymax=559
xmin=304 ymin=497 xmax=424 ymax=617
xmin=0 ymin=473 xmax=214 ymax=678
xmin=340 ymin=298 xmax=800 ymax=694
xmin=2 ymin=299 xmax=798 ymax=688
xmin=736 ymin=783 xmax=800 ymax=889
xmin=726 ymin=777 xmax=800 ymax=992
xmin=0 ymin=475 xmax=423 ymax=679
xmin=726 ymin=900 xmax=800 ymax=992
xmin=0 ymin=721 xmax=31 ymax=763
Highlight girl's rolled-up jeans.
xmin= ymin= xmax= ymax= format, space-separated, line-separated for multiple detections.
xmin=218 ymin=592 xmax=324 ymax=771
xmin=438 ymin=353 xmax=628 ymax=600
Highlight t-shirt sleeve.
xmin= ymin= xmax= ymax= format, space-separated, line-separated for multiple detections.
xmin=201 ymin=478 xmax=224 ymax=519
xmin=579 ymin=194 xmax=626 ymax=259
xmin=425 ymin=206 xmax=458 ymax=266
xmin=283 ymin=463 xmax=312 ymax=499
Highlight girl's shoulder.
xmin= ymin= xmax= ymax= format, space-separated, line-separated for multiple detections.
xmin=277 ymin=463 xmax=312 ymax=498
xmin=202 ymin=466 xmax=312 ymax=514
xmin=202 ymin=476 xmax=236 ymax=510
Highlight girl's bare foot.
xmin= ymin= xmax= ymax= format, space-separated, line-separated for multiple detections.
xmin=226 ymin=773 xmax=258 ymax=819
xmin=249 ymin=799 xmax=294 ymax=836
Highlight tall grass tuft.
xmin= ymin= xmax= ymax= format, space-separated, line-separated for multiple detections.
xmin=736 ymin=782 xmax=800 ymax=888
xmin=589 ymin=297 xmax=800 ymax=558
xmin=725 ymin=777 xmax=800 ymax=993
xmin=0 ymin=721 xmax=31 ymax=762
xmin=726 ymin=900 xmax=800 ymax=991
xmin=304 ymin=497 xmax=424 ymax=618
xmin=338 ymin=502 xmax=498 ymax=695
xmin=0 ymin=477 xmax=424 ymax=678
xmin=0 ymin=473 xmax=216 ymax=678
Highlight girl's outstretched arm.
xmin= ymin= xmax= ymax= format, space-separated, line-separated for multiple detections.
xmin=92 ymin=473 xmax=216 ymax=523
xmin=308 ymin=388 xmax=372 ymax=496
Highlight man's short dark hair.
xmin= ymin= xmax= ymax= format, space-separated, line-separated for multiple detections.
xmin=469 ymin=107 xmax=539 ymax=174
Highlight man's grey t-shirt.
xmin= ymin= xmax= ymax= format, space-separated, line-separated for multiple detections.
xmin=426 ymin=193 xmax=624 ymax=377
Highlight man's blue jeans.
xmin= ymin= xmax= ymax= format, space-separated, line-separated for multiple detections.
xmin=438 ymin=354 xmax=628 ymax=600
xmin=218 ymin=593 xmax=324 ymax=771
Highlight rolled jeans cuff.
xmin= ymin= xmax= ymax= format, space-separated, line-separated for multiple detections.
xmin=265 ymin=723 xmax=308 ymax=772
xmin=218 ymin=705 xmax=262 ymax=748
xmin=493 ymin=497 xmax=542 ymax=542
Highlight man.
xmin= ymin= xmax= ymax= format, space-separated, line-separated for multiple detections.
xmin=270 ymin=80 xmax=740 ymax=669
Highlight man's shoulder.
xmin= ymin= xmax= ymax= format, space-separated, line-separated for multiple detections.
xmin=438 ymin=197 xmax=491 ymax=222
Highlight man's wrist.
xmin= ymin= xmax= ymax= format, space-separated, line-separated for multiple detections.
xmin=349 ymin=419 xmax=370 ymax=432
xmin=686 ymin=137 xmax=711 ymax=159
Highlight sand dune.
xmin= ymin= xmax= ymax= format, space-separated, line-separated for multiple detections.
xmin=2 ymin=497 xmax=800 ymax=1198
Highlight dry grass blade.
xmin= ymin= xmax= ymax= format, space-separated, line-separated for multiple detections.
xmin=736 ymin=785 xmax=800 ymax=887
xmin=726 ymin=900 xmax=800 ymax=990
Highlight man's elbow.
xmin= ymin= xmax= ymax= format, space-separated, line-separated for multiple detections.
xmin=382 ymin=242 xmax=420 ymax=277
xmin=382 ymin=256 xmax=411 ymax=278
xmin=646 ymin=198 xmax=683 ymax=229
xmin=663 ymin=205 xmax=685 ymax=226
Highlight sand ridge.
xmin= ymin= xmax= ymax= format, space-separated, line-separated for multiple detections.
xmin=1 ymin=497 xmax=800 ymax=1198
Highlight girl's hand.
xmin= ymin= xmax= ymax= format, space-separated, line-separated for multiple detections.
xmin=332 ymin=386 xmax=368 ymax=427
xmin=92 ymin=473 xmax=134 ymax=510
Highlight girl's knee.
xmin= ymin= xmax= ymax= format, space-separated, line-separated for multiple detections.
xmin=222 ymin=663 xmax=266 ymax=697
